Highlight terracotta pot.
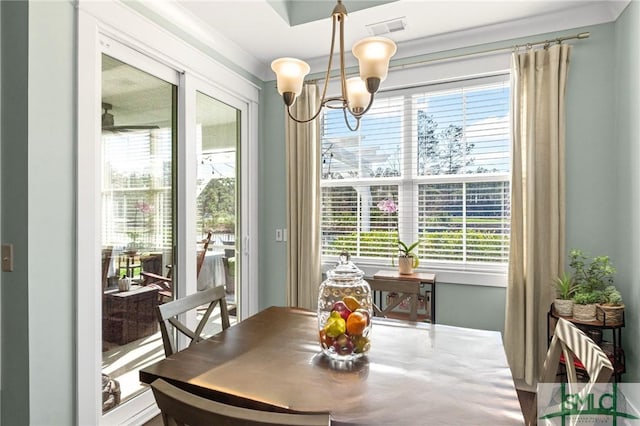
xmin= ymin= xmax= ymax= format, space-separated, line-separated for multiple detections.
xmin=553 ymin=299 xmax=574 ymax=317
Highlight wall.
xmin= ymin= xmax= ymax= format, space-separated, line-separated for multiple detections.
xmin=259 ymin=22 xmax=618 ymax=335
xmin=614 ymin=1 xmax=640 ymax=383
xmin=1 ymin=1 xmax=76 ymax=424
xmin=259 ymin=85 xmax=289 ymax=308
xmin=1 ymin=2 xmax=29 ymax=424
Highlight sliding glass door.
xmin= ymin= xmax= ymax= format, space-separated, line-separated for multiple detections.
xmin=195 ymin=92 xmax=240 ymax=314
xmin=100 ymin=53 xmax=176 ymax=411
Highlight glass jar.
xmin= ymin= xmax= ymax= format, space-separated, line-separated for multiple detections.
xmin=318 ymin=252 xmax=373 ymax=360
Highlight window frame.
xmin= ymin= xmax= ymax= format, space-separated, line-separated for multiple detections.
xmin=320 ymin=72 xmax=511 ymax=287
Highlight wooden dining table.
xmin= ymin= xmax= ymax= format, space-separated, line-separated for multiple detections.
xmin=140 ymin=306 xmax=524 ymax=425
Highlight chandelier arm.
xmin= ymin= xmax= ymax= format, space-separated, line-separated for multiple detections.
xmin=288 ymin=12 xmax=342 ymax=125
xmin=338 ymin=12 xmax=348 ymax=105
xmin=342 ymin=108 xmax=361 ymax=131
xmin=286 ymin=103 xmax=325 ymax=124
xmin=317 ymin=13 xmax=339 ymax=108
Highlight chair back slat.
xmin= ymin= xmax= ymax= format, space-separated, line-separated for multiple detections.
xmin=151 ymin=379 xmax=331 ymax=426
xmin=156 ymin=285 xmax=230 ymax=357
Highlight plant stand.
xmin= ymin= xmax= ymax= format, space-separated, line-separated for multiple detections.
xmin=547 ymin=303 xmax=625 ymax=382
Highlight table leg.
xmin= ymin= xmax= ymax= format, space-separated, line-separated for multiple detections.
xmin=430 ymin=280 xmax=436 ymax=324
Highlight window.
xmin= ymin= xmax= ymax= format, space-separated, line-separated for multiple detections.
xmin=321 ymin=74 xmax=511 ymax=270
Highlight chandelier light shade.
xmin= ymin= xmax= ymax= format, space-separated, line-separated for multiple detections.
xmin=271 ymin=0 xmax=397 ymax=131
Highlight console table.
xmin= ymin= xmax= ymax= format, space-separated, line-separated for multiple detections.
xmin=103 ymin=285 xmax=158 ymax=345
xmin=370 ymin=270 xmax=437 ymax=323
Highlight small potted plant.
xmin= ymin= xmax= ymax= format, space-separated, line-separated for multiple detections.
xmin=397 ymin=240 xmax=419 ymax=275
xmin=572 ymin=291 xmax=601 ymax=321
xmin=596 ymin=285 xmax=624 ymax=325
xmin=569 ymin=249 xmax=615 ymax=293
xmin=552 ymin=272 xmax=575 ymax=316
xmin=568 ymin=248 xmax=616 ymax=321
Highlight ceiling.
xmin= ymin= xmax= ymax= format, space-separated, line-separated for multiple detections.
xmin=137 ymin=0 xmax=629 ymax=81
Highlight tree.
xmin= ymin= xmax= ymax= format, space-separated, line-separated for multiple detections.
xmin=197 ymin=177 xmax=235 ymax=233
xmin=417 ymin=110 xmax=475 ymax=175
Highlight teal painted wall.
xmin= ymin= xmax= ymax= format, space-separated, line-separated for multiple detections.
xmin=1 ymin=1 xmax=76 ymax=424
xmin=614 ymin=1 xmax=640 ymax=383
xmin=1 ymin=2 xmax=30 ymax=424
xmin=259 ymin=84 xmax=289 ymax=308
xmin=259 ymin=22 xmax=620 ymax=337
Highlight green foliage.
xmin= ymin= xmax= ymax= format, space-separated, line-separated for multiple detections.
xmin=324 ymin=229 xmax=507 ymax=263
xmin=568 ymin=249 xmax=616 ymax=294
xmin=600 ymin=285 xmax=623 ymax=306
xmin=398 ymin=240 xmax=419 ymax=256
xmin=573 ymin=291 xmax=601 ymax=305
xmin=553 ymin=272 xmax=576 ymax=300
xmin=197 ymin=177 xmax=236 ymax=233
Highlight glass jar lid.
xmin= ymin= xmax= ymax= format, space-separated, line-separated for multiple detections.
xmin=327 ymin=252 xmax=364 ymax=280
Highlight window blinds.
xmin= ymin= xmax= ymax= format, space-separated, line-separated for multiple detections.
xmin=320 ymin=75 xmax=511 ymax=266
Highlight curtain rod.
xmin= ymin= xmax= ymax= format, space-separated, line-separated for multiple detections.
xmin=305 ymin=31 xmax=589 ymax=84
xmin=389 ymin=31 xmax=590 ymax=72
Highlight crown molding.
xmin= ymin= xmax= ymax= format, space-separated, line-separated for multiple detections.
xmin=304 ymin=1 xmax=629 ymax=79
xmin=119 ymin=0 xmax=630 ymax=82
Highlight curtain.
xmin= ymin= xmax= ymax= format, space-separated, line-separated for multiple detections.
xmin=285 ymin=83 xmax=322 ymax=310
xmin=504 ymin=44 xmax=571 ymax=386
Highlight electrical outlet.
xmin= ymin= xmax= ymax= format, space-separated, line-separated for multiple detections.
xmin=275 ymin=229 xmax=283 ymax=242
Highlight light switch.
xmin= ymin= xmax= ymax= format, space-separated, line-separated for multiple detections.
xmin=275 ymin=229 xmax=283 ymax=242
xmin=2 ymin=244 xmax=14 ymax=272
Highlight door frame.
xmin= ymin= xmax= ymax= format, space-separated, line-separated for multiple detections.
xmin=77 ymin=3 xmax=260 ymax=424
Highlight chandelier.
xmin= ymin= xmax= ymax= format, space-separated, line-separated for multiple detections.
xmin=270 ymin=0 xmax=397 ymax=131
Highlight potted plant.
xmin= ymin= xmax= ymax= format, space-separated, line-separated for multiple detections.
xmin=569 ymin=249 xmax=615 ymax=294
xmin=397 ymin=240 xmax=419 ymax=275
xmin=568 ymin=248 xmax=616 ymax=321
xmin=596 ymin=285 xmax=624 ymax=325
xmin=552 ymin=272 xmax=575 ymax=316
xmin=572 ymin=291 xmax=601 ymax=321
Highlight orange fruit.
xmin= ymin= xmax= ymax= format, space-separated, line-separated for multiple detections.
xmin=343 ymin=296 xmax=361 ymax=312
xmin=346 ymin=311 xmax=367 ymax=336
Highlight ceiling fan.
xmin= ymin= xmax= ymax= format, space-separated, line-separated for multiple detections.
xmin=102 ymin=102 xmax=159 ymax=132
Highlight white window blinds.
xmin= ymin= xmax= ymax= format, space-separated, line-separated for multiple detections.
xmin=321 ymin=74 xmax=511 ymax=267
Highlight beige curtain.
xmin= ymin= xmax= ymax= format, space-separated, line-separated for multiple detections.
xmin=285 ymin=83 xmax=322 ymax=310
xmin=504 ymin=44 xmax=571 ymax=386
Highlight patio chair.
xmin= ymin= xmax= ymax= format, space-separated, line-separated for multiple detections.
xmin=141 ymin=231 xmax=212 ymax=302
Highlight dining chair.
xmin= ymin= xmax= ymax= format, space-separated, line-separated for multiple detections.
xmin=141 ymin=230 xmax=213 ymax=302
xmin=150 ymin=378 xmax=331 ymax=426
xmin=156 ymin=285 xmax=230 ymax=357
xmin=530 ymin=317 xmax=614 ymax=425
